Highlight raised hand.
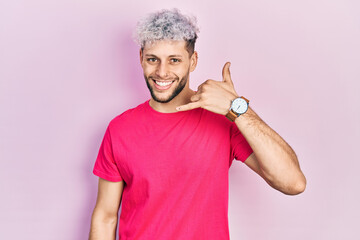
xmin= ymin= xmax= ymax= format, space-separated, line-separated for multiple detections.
xmin=176 ymin=62 xmax=239 ymax=115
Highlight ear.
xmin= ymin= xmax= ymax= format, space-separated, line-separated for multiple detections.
xmin=139 ymin=48 xmax=143 ymax=65
xmin=189 ymin=51 xmax=198 ymax=72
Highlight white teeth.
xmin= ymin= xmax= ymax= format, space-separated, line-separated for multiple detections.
xmin=155 ymin=81 xmax=173 ymax=86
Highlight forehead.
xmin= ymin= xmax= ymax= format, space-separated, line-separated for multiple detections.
xmin=143 ymin=40 xmax=188 ymax=57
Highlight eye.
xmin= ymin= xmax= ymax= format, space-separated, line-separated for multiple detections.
xmin=147 ymin=58 xmax=157 ymax=63
xmin=170 ymin=58 xmax=181 ymax=63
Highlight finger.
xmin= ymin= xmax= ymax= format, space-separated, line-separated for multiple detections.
xmin=176 ymin=101 xmax=202 ymax=111
xmin=190 ymin=93 xmax=201 ymax=102
xmin=222 ymin=62 xmax=233 ymax=85
xmin=197 ymin=83 xmax=205 ymax=93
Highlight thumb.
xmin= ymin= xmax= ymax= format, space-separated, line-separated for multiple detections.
xmin=222 ymin=62 xmax=233 ymax=84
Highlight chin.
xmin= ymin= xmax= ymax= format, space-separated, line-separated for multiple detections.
xmin=146 ymin=79 xmax=188 ymax=104
xmin=151 ymin=91 xmax=178 ymax=103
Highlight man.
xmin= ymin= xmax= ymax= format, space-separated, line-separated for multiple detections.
xmin=89 ymin=8 xmax=306 ymax=240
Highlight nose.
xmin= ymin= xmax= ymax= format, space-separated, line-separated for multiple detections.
xmin=155 ymin=62 xmax=169 ymax=79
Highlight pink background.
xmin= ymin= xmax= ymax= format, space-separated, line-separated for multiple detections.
xmin=1 ymin=0 xmax=359 ymax=239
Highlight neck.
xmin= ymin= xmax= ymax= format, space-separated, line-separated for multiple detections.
xmin=149 ymin=87 xmax=195 ymax=113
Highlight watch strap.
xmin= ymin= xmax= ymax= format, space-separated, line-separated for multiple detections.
xmin=225 ymin=109 xmax=238 ymax=122
xmin=241 ymin=96 xmax=250 ymax=103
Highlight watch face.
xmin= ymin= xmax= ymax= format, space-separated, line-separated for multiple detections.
xmin=231 ymin=98 xmax=248 ymax=114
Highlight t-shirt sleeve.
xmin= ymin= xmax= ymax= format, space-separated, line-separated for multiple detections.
xmin=230 ymin=123 xmax=253 ymax=162
xmin=92 ymin=126 xmax=123 ymax=182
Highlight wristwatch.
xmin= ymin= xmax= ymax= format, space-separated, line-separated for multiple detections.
xmin=225 ymin=96 xmax=249 ymax=122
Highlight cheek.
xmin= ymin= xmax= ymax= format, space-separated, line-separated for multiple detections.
xmin=173 ymin=65 xmax=189 ymax=77
xmin=143 ymin=66 xmax=156 ymax=76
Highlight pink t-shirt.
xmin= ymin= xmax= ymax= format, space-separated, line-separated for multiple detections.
xmin=93 ymin=100 xmax=253 ymax=240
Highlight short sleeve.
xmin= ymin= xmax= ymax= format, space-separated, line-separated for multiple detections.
xmin=230 ymin=123 xmax=253 ymax=163
xmin=92 ymin=126 xmax=123 ymax=182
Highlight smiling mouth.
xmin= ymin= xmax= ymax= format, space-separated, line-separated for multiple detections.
xmin=154 ymin=80 xmax=174 ymax=86
xmin=151 ymin=78 xmax=176 ymax=90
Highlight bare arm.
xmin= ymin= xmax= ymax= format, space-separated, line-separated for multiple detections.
xmin=89 ymin=178 xmax=125 ymax=240
xmin=176 ymin=62 xmax=306 ymax=195
xmin=237 ymin=107 xmax=306 ymax=195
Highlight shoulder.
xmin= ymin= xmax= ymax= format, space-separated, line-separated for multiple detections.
xmin=202 ymin=108 xmax=231 ymax=124
xmin=108 ymin=100 xmax=148 ymax=130
xmin=200 ymin=109 xmax=233 ymax=131
xmin=204 ymin=110 xmax=245 ymax=139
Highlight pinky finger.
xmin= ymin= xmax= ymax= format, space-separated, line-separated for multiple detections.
xmin=176 ymin=102 xmax=202 ymax=111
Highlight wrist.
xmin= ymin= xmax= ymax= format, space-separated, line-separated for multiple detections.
xmin=226 ymin=96 xmax=249 ymax=122
xmin=234 ymin=105 xmax=252 ymax=124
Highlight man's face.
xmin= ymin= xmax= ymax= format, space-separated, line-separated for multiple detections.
xmin=140 ymin=40 xmax=197 ymax=103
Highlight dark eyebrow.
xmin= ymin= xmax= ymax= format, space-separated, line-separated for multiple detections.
xmin=145 ymin=54 xmax=158 ymax=57
xmin=169 ymin=55 xmax=183 ymax=58
xmin=144 ymin=54 xmax=183 ymax=58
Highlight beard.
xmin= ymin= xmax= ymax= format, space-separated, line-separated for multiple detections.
xmin=144 ymin=71 xmax=189 ymax=103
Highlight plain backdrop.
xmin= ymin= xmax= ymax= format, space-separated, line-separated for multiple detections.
xmin=1 ymin=0 xmax=359 ymax=239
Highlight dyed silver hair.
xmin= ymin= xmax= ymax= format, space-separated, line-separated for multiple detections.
xmin=133 ymin=8 xmax=200 ymax=50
